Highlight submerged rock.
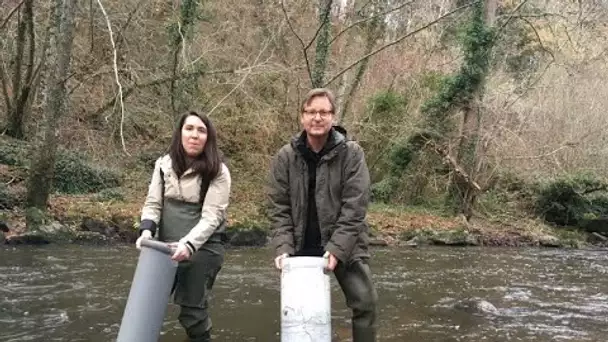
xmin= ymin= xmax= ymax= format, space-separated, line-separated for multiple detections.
xmin=80 ymin=215 xmax=138 ymax=243
xmin=5 ymin=231 xmax=50 ymax=245
xmin=430 ymin=230 xmax=480 ymax=246
xmin=72 ymin=231 xmax=111 ymax=244
xmin=400 ymin=228 xmax=480 ymax=247
xmin=454 ymin=298 xmax=499 ymax=316
xmin=581 ymin=218 xmax=608 ymax=234
xmin=369 ymin=238 xmax=388 ymax=246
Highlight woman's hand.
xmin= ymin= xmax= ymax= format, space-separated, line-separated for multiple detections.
xmin=170 ymin=242 xmax=192 ymax=262
xmin=135 ymin=230 xmax=152 ymax=249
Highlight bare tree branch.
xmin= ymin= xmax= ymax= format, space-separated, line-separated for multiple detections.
xmin=115 ymin=0 xmax=147 ymax=51
xmin=494 ymin=0 xmax=530 ymax=40
xmin=323 ymin=1 xmax=478 ymax=87
xmin=280 ymin=0 xmax=313 ymax=83
xmin=517 ymin=16 xmax=556 ymax=61
xmin=432 ymin=142 xmax=482 ymax=191
xmin=503 ymin=12 xmax=569 ymax=20
xmin=304 ymin=0 xmax=334 ymax=51
xmin=0 ymin=0 xmax=25 ymax=31
xmin=89 ymin=68 xmax=239 ymax=118
xmin=96 ymin=0 xmax=129 ymax=155
xmin=207 ymin=36 xmax=273 ymax=116
xmin=329 ymin=0 xmax=417 ymax=46
xmin=504 ymin=143 xmax=576 ymax=160
xmin=504 ymin=60 xmax=554 ymax=110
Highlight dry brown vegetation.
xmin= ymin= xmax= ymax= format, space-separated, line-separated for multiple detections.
xmin=1 ymin=0 xmax=608 ymax=238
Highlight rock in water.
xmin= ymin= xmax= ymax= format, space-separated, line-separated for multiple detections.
xmin=0 ymin=220 xmax=8 ymax=232
xmin=454 ymin=298 xmax=499 ymax=316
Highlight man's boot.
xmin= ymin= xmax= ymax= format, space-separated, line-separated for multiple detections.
xmin=189 ymin=329 xmax=211 ymax=342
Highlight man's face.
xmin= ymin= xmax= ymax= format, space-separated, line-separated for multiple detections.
xmin=300 ymin=96 xmax=334 ymax=138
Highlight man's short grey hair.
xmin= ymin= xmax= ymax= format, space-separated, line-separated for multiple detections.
xmin=300 ymin=88 xmax=337 ymax=114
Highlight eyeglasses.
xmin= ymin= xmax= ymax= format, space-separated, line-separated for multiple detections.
xmin=302 ymin=110 xmax=333 ymax=118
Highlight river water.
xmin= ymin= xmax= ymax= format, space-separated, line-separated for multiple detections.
xmin=1 ymin=245 xmax=607 ymax=341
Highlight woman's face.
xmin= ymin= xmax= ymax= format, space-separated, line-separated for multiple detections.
xmin=181 ymin=115 xmax=207 ymax=157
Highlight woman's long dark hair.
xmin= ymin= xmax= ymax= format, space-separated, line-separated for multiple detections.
xmin=169 ymin=111 xmax=222 ymax=181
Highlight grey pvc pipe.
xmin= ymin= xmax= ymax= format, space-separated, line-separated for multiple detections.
xmin=116 ymin=240 xmax=178 ymax=342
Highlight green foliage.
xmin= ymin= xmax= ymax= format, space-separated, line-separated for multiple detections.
xmin=389 ymin=3 xmax=495 ymax=176
xmin=0 ymin=137 xmax=28 ymax=166
xmin=366 ymin=91 xmax=408 ymax=119
xmin=418 ymin=71 xmax=448 ymax=93
xmin=371 ymin=177 xmax=399 ymax=203
xmin=358 ymin=90 xmax=410 ymax=189
xmin=534 ymin=173 xmax=608 ymax=226
xmin=25 ymin=206 xmax=50 ymax=230
xmin=388 ymin=132 xmax=436 ymax=176
xmin=422 ymin=2 xmax=494 ymax=127
xmin=53 ymin=151 xmax=120 ymax=194
xmin=381 ymin=3 xmax=495 ymax=205
xmin=0 ymin=137 xmax=120 ymax=195
xmin=0 ymin=183 xmax=17 ymax=209
xmin=312 ymin=0 xmax=332 ymax=87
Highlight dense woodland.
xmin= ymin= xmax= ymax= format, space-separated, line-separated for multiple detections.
xmin=2 ymin=0 xmax=608 ymax=239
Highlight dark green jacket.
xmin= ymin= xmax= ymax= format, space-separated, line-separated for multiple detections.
xmin=268 ymin=129 xmax=371 ymax=263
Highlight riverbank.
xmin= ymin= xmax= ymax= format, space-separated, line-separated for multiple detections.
xmin=1 ymin=192 xmax=605 ymax=249
xmin=2 ymin=135 xmax=607 ymax=249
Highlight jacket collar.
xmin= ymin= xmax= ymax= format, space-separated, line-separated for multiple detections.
xmin=291 ymin=126 xmax=347 ymax=161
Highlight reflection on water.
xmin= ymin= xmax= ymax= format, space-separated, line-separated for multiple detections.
xmin=1 ymin=245 xmax=607 ymax=341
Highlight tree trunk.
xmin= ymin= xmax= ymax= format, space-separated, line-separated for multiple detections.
xmin=5 ymin=0 xmax=35 ymax=139
xmin=311 ymin=0 xmax=333 ymax=88
xmin=447 ymin=0 xmax=497 ymax=219
xmin=26 ymin=0 xmax=77 ymax=218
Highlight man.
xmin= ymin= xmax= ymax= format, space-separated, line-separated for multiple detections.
xmin=267 ymin=88 xmax=377 ymax=341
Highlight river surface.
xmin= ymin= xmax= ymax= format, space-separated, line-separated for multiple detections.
xmin=1 ymin=245 xmax=607 ymax=341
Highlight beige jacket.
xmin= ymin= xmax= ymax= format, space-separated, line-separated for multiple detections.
xmin=141 ymin=155 xmax=231 ymax=250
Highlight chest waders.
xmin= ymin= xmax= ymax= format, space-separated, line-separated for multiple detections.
xmin=159 ymin=197 xmax=226 ymax=342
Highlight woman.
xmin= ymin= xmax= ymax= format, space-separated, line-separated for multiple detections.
xmin=136 ymin=111 xmax=231 ymax=342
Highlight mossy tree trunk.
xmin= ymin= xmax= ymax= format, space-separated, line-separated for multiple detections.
xmin=26 ymin=0 xmax=77 ymax=222
xmin=311 ymin=0 xmax=333 ymax=88
xmin=446 ymin=0 xmax=497 ymax=219
xmin=2 ymin=0 xmax=36 ymax=139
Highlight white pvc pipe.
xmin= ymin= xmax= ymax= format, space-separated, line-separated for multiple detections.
xmin=281 ymin=256 xmax=331 ymax=342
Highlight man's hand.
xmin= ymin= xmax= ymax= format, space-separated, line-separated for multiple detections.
xmin=170 ymin=242 xmax=192 ymax=262
xmin=135 ymin=230 xmax=152 ymax=249
xmin=274 ymin=253 xmax=288 ymax=270
xmin=324 ymin=251 xmax=338 ymax=273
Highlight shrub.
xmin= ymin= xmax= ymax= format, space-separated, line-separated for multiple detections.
xmin=371 ymin=177 xmax=399 ymax=203
xmin=534 ymin=173 xmax=608 ymax=226
xmin=0 ymin=138 xmax=28 ymax=166
xmin=53 ymin=151 xmax=121 ymax=194
xmin=0 ymin=183 xmax=17 ymax=209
